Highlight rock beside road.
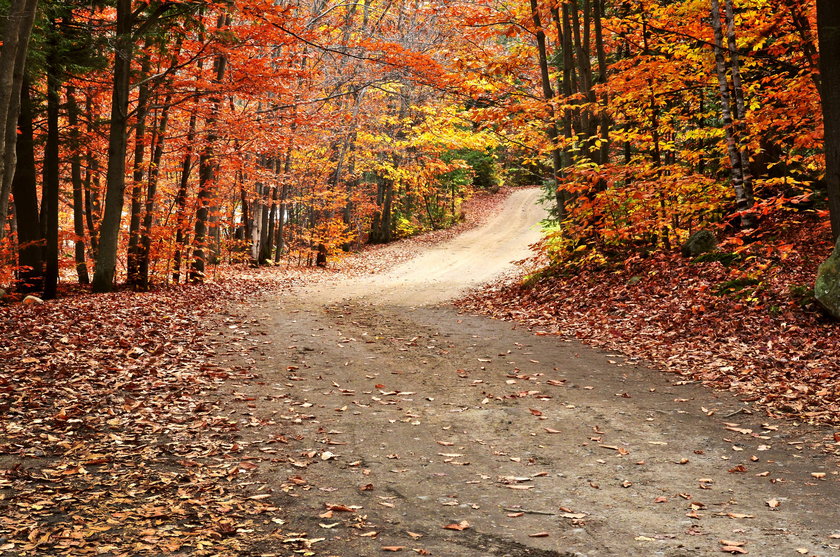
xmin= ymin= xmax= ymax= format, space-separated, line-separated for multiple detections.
xmin=815 ymin=236 xmax=840 ymax=319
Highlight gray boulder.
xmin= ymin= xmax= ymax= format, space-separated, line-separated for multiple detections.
xmin=681 ymin=230 xmax=717 ymax=257
xmin=815 ymin=236 xmax=840 ymax=319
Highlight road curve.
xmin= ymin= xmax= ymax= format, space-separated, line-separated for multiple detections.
xmin=332 ymin=187 xmax=548 ymax=306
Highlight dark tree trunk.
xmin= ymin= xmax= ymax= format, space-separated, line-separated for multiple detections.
xmin=530 ymin=0 xmax=565 ymax=218
xmin=42 ymin=33 xmax=61 ymax=300
xmin=126 ymin=55 xmax=151 ymax=288
xmin=172 ymin=110 xmax=197 ymax=284
xmin=0 ymin=0 xmax=39 ymax=238
xmin=92 ymin=0 xmax=134 ymax=292
xmin=190 ymin=18 xmax=228 ymax=283
xmin=818 ymin=0 xmax=840 ymax=240
xmin=11 ymin=80 xmax=42 ymax=292
xmin=67 ymin=85 xmax=90 ymax=285
xmin=138 ymin=94 xmax=171 ymax=289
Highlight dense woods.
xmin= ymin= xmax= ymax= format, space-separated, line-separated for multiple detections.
xmin=0 ymin=0 xmax=836 ymax=297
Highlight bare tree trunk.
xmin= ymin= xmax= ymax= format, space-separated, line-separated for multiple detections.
xmin=0 ymin=0 xmax=39 ymax=239
xmin=723 ymin=0 xmax=754 ymax=201
xmin=84 ymin=94 xmax=100 ymax=257
xmin=173 ymin=110 xmax=197 ymax=284
xmin=11 ymin=80 xmax=42 ymax=292
xmin=42 ymin=27 xmax=62 ymax=300
xmin=530 ymin=0 xmax=565 ymax=218
xmin=710 ymin=0 xmax=754 ymax=228
xmin=67 ymin=85 xmax=90 ymax=285
xmin=127 ymin=54 xmax=151 ymax=288
xmin=190 ymin=15 xmax=228 ymax=283
xmin=139 ymin=93 xmax=172 ymax=288
xmin=92 ymin=0 xmax=134 ymax=292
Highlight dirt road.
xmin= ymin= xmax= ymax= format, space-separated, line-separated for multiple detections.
xmin=220 ymin=189 xmax=840 ymax=556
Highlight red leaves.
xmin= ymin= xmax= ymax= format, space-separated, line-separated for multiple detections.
xmin=456 ymin=213 xmax=840 ymax=428
xmin=0 ymin=276 xmax=295 ymax=555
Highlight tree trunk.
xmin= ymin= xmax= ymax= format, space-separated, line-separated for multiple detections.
xmin=92 ymin=0 xmax=134 ymax=292
xmin=84 ymin=94 xmax=100 ymax=257
xmin=126 ymin=55 xmax=151 ymax=288
xmin=274 ymin=184 xmax=288 ymax=262
xmin=818 ymin=0 xmax=840 ymax=240
xmin=0 ymin=0 xmax=39 ymax=239
xmin=190 ymin=17 xmax=228 ymax=283
xmin=42 ymin=30 xmax=61 ymax=300
xmin=11 ymin=80 xmax=42 ymax=293
xmin=723 ymin=0 xmax=754 ymax=202
xmin=710 ymin=0 xmax=754 ymax=228
xmin=139 ymin=93 xmax=172 ymax=288
xmin=530 ymin=0 xmax=565 ymax=218
xmin=172 ymin=110 xmax=197 ymax=284
xmin=67 ymin=85 xmax=90 ymax=285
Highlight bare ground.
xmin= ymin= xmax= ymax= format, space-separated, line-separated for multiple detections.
xmin=212 ymin=189 xmax=840 ymax=557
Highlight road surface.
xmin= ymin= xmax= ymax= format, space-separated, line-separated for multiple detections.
xmin=219 ymin=188 xmax=840 ymax=556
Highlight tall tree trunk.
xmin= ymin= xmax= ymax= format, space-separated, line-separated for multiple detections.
xmin=274 ymin=184 xmax=288 ymax=262
xmin=190 ymin=16 xmax=228 ymax=283
xmin=42 ymin=31 xmax=61 ymax=300
xmin=710 ymin=0 xmax=754 ymax=228
xmin=67 ymin=85 xmax=90 ymax=285
xmin=11 ymin=80 xmax=42 ymax=292
xmin=92 ymin=0 xmax=134 ymax=292
xmin=172 ymin=110 xmax=197 ymax=284
xmin=138 ymin=94 xmax=171 ymax=289
xmin=0 ymin=0 xmax=39 ymax=239
xmin=126 ymin=54 xmax=151 ymax=288
xmin=593 ymin=0 xmax=610 ymax=165
xmin=817 ymin=0 xmax=840 ymax=240
xmin=723 ymin=0 xmax=753 ymax=202
xmin=84 ymin=94 xmax=100 ymax=256
xmin=530 ymin=0 xmax=565 ymax=218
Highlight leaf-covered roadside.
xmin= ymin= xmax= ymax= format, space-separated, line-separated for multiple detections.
xmin=0 ymin=273 xmax=308 ymax=556
xmin=457 ymin=214 xmax=840 ymax=428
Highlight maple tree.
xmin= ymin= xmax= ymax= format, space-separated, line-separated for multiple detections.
xmin=0 ymin=0 xmax=837 ymax=296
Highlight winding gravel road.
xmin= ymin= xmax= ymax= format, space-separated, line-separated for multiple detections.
xmin=219 ymin=188 xmax=840 ymax=557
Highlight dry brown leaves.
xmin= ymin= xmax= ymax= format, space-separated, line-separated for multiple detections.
xmin=457 ymin=214 xmax=840 ymax=428
xmin=0 ymin=272 xmax=309 ymax=556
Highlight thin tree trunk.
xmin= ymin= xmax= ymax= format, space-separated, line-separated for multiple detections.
xmin=127 ymin=54 xmax=151 ymax=288
xmin=593 ymin=0 xmax=610 ymax=165
xmin=139 ymin=93 xmax=172 ymax=288
xmin=710 ymin=0 xmax=754 ymax=228
xmin=530 ymin=0 xmax=565 ymax=218
xmin=0 ymin=0 xmax=39 ymax=239
xmin=190 ymin=15 xmax=228 ymax=283
xmin=92 ymin=0 xmax=134 ymax=292
xmin=723 ymin=0 xmax=754 ymax=202
xmin=42 ymin=29 xmax=61 ymax=300
xmin=84 ymin=94 xmax=100 ymax=256
xmin=172 ymin=111 xmax=197 ymax=284
xmin=67 ymin=85 xmax=90 ymax=285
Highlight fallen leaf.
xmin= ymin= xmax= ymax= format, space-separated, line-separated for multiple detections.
xmin=443 ymin=520 xmax=471 ymax=531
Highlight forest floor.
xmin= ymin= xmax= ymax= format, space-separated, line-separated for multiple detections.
xmin=2 ymin=188 xmax=840 ymax=556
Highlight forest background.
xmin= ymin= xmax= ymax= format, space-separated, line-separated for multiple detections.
xmin=0 ymin=0 xmax=837 ymax=301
